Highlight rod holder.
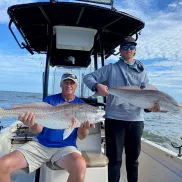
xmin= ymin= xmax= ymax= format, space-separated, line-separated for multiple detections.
xmin=171 ymin=137 xmax=182 ymax=157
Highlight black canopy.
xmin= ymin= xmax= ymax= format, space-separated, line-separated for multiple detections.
xmin=8 ymin=2 xmax=145 ymax=66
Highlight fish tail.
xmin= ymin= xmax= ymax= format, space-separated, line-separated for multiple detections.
xmin=180 ymin=105 xmax=182 ymax=113
xmin=63 ymin=128 xmax=74 ymax=140
xmin=0 ymin=108 xmax=5 ymax=119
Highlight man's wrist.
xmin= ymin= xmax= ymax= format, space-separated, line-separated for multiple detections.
xmin=81 ymin=128 xmax=89 ymax=136
xmin=29 ymin=123 xmax=36 ymax=128
xmin=92 ymin=83 xmax=98 ymax=92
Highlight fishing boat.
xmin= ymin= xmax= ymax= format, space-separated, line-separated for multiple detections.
xmin=0 ymin=0 xmax=181 ymax=182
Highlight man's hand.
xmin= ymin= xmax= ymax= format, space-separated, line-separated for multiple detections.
xmin=18 ymin=112 xmax=35 ymax=127
xmin=146 ymin=103 xmax=168 ymax=113
xmin=18 ymin=112 xmax=43 ymax=134
xmin=77 ymin=121 xmax=95 ymax=140
xmin=80 ymin=121 xmax=95 ymax=130
xmin=96 ymin=84 xmax=108 ymax=97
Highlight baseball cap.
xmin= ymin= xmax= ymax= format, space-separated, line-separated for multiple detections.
xmin=61 ymin=72 xmax=78 ymax=83
xmin=120 ymin=36 xmax=137 ymax=46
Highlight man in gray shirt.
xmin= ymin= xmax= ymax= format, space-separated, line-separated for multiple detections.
xmin=83 ymin=36 xmax=158 ymax=182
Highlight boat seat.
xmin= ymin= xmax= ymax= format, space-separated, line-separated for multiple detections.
xmin=46 ymin=124 xmax=108 ymax=170
xmin=39 ymin=123 xmax=108 ymax=182
xmin=46 ymin=151 xmax=108 ymax=170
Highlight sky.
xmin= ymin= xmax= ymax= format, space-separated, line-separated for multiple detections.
xmin=0 ymin=0 xmax=182 ymax=102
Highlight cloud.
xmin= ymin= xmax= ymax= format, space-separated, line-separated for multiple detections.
xmin=141 ymin=20 xmax=182 ymax=60
xmin=0 ymin=54 xmax=44 ymax=73
xmin=1 ymin=0 xmax=182 ymax=97
xmin=168 ymin=0 xmax=182 ymax=11
xmin=148 ymin=60 xmax=182 ymax=67
xmin=0 ymin=53 xmax=45 ymax=88
xmin=0 ymin=0 xmax=35 ymax=24
xmin=113 ymin=0 xmax=182 ymax=61
xmin=0 ymin=51 xmax=57 ymax=93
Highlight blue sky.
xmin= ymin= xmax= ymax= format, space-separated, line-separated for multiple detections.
xmin=0 ymin=0 xmax=182 ymax=102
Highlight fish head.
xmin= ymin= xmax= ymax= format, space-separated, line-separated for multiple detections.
xmin=75 ymin=105 xmax=105 ymax=124
xmin=160 ymin=96 xmax=182 ymax=113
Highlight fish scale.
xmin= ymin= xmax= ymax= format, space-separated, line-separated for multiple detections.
xmin=108 ymin=85 xmax=182 ymax=113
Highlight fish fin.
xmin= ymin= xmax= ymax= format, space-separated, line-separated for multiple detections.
xmin=63 ymin=118 xmax=81 ymax=140
xmin=56 ymin=102 xmax=69 ymax=106
xmin=63 ymin=102 xmax=69 ymax=104
xmin=115 ymin=99 xmax=126 ymax=106
xmin=144 ymin=84 xmax=157 ymax=91
xmin=159 ymin=110 xmax=168 ymax=113
xmin=63 ymin=128 xmax=74 ymax=140
xmin=63 ymin=118 xmax=75 ymax=140
xmin=176 ymin=105 xmax=182 ymax=113
xmin=91 ymin=92 xmax=101 ymax=98
xmin=113 ymin=85 xmax=141 ymax=90
xmin=113 ymin=84 xmax=157 ymax=91
xmin=12 ymin=102 xmax=52 ymax=109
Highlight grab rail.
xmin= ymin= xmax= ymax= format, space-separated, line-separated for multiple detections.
xmin=171 ymin=137 xmax=182 ymax=157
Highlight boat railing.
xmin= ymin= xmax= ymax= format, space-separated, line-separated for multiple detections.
xmin=0 ymin=121 xmax=4 ymax=132
xmin=171 ymin=137 xmax=182 ymax=157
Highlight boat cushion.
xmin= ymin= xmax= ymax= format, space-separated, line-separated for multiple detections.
xmin=46 ymin=151 xmax=108 ymax=170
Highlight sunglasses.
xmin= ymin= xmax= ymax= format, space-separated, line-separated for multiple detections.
xmin=62 ymin=73 xmax=77 ymax=80
xmin=121 ymin=45 xmax=135 ymax=50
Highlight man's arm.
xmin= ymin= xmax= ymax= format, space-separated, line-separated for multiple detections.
xmin=29 ymin=123 xmax=43 ymax=134
xmin=77 ymin=121 xmax=95 ymax=140
xmin=18 ymin=112 xmax=43 ymax=134
xmin=83 ymin=65 xmax=111 ymax=92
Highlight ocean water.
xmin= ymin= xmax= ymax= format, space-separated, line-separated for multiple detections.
xmin=0 ymin=90 xmax=42 ymax=127
xmin=0 ymin=90 xmax=181 ymax=153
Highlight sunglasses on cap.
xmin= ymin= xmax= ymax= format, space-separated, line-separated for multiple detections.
xmin=62 ymin=73 xmax=77 ymax=80
xmin=121 ymin=45 xmax=135 ymax=50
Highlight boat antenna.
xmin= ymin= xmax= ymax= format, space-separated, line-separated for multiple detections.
xmin=50 ymin=0 xmax=57 ymax=3
xmin=75 ymin=0 xmax=114 ymax=9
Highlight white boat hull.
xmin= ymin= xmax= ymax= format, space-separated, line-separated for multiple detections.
xmin=120 ymin=138 xmax=182 ymax=182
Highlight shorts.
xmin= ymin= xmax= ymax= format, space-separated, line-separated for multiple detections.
xmin=17 ymin=141 xmax=81 ymax=173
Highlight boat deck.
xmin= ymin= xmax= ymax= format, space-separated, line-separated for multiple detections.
xmin=1 ymin=122 xmax=181 ymax=182
xmin=120 ymin=166 xmax=127 ymax=182
xmin=101 ymin=129 xmax=127 ymax=182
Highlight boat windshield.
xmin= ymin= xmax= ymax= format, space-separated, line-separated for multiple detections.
xmin=50 ymin=58 xmax=96 ymax=98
